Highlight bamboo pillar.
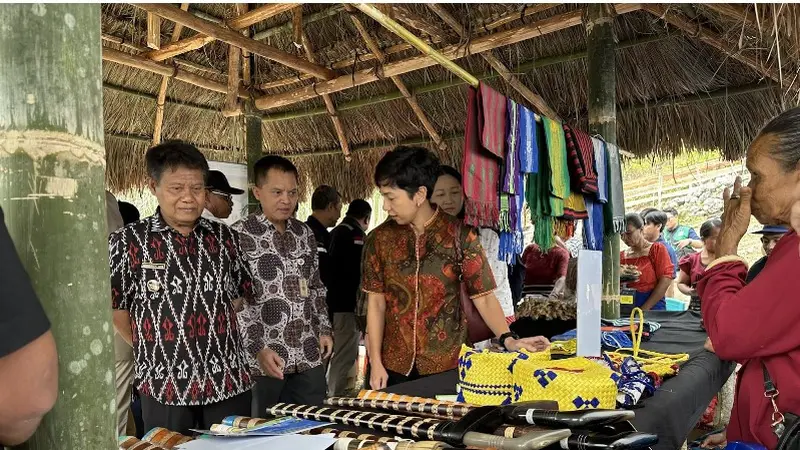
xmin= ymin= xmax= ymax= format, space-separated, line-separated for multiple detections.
xmin=0 ymin=4 xmax=116 ymax=449
xmin=245 ymin=101 xmax=263 ymax=214
xmin=586 ymin=4 xmax=621 ymax=319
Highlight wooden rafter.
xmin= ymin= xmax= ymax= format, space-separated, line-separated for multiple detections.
xmin=147 ymin=12 xmax=161 ymax=49
xmin=483 ymin=4 xmax=561 ymax=30
xmin=344 ymin=4 xmax=445 ymax=149
xmin=392 ymin=5 xmax=448 ymax=42
xmin=644 ymin=4 xmax=780 ymax=83
xmin=427 ymin=4 xmax=561 ymax=120
xmin=236 ymin=3 xmax=252 ymax=86
xmin=255 ymin=4 xmax=642 ymax=111
xmin=102 ymin=33 xmax=222 ymax=75
xmin=102 ymin=46 xmax=249 ymax=98
xmin=152 ymin=3 xmax=190 ymax=146
xmin=297 ymin=14 xmax=351 ymax=159
xmin=134 ymin=3 xmax=336 ymax=80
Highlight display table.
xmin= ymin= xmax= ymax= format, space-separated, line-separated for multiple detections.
xmin=386 ymin=311 xmax=735 ymax=450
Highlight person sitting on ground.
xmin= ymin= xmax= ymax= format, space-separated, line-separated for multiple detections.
xmin=745 ymin=225 xmax=788 ymax=283
xmin=0 ymin=206 xmax=58 ymax=446
xmin=620 ymin=212 xmax=674 ymax=310
xmin=676 ymin=218 xmax=722 ymax=313
xmin=202 ymin=170 xmax=245 ymax=222
xmin=698 ymin=107 xmax=800 ymax=449
xmin=664 ymin=207 xmax=703 ymax=257
xmin=521 ymin=239 xmax=570 ymax=299
xmin=362 ymin=146 xmax=549 ymax=389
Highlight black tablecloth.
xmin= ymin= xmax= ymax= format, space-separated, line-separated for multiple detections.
xmin=386 ymin=311 xmax=734 ymax=450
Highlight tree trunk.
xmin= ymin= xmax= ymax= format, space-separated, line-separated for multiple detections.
xmin=586 ymin=4 xmax=621 ymax=320
xmin=0 ymin=4 xmax=116 ymax=449
xmin=245 ymin=100 xmax=263 ymax=215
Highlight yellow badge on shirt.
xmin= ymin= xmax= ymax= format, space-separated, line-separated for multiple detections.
xmin=299 ymin=279 xmax=309 ymax=298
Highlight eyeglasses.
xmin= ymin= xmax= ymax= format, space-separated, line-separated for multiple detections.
xmin=209 ymin=190 xmax=233 ymax=202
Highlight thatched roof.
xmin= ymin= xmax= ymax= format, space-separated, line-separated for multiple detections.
xmin=102 ymin=3 xmax=800 ymax=200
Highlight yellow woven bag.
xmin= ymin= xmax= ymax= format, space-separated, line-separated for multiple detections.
xmin=512 ymin=357 xmax=619 ymax=411
xmin=606 ymin=308 xmax=689 ymax=377
xmin=457 ymin=345 xmax=550 ymax=405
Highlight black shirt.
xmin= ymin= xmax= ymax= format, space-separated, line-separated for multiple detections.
xmin=746 ymin=255 xmax=767 ymax=284
xmin=110 ymin=211 xmax=253 ymax=406
xmin=0 ymin=207 xmax=50 ymax=358
xmin=306 ymin=215 xmax=332 ymax=292
xmin=328 ymin=217 xmax=366 ymax=313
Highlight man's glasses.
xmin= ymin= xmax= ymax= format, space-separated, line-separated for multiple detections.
xmin=209 ymin=190 xmax=233 ymax=202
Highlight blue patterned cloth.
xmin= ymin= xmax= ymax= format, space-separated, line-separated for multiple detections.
xmin=518 ymin=105 xmax=539 ymax=174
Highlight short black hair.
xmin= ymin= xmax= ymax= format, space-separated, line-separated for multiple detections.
xmin=625 ymin=212 xmax=644 ymax=229
xmin=759 ymin=107 xmax=800 ymax=172
xmin=640 ymin=207 xmax=657 ymax=217
xmin=145 ymin=141 xmax=209 ymax=184
xmin=346 ymin=199 xmax=372 ymax=220
xmin=643 ymin=210 xmax=668 ymax=232
xmin=253 ymin=155 xmax=298 ymax=187
xmin=663 ymin=207 xmax=679 ymax=217
xmin=374 ymin=146 xmax=440 ymax=199
xmin=311 ymin=185 xmax=340 ymax=211
xmin=117 ymin=201 xmax=140 ymax=225
xmin=700 ymin=218 xmax=722 ymax=239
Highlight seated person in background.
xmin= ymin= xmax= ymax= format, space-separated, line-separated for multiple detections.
xmin=640 ymin=208 xmax=679 ymax=278
xmin=676 ymin=218 xmax=721 ymax=312
xmin=0 ymin=206 xmax=58 ymax=445
xmin=745 ymin=225 xmax=788 ymax=283
xmin=664 ymin=207 xmax=703 ymax=257
xmin=620 ymin=213 xmax=674 ymax=310
xmin=521 ymin=240 xmax=570 ymax=299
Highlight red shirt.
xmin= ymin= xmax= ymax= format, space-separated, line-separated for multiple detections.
xmin=679 ymin=252 xmax=707 ymax=286
xmin=697 ymin=232 xmax=800 ymax=448
xmin=522 ymin=244 xmax=569 ymax=285
xmin=619 ymin=242 xmax=674 ymax=292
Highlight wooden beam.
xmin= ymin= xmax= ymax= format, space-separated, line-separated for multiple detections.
xmin=392 ymin=5 xmax=448 ymax=42
xmin=345 ymin=4 xmax=445 ymax=149
xmin=252 ymin=5 xmax=344 ymax=41
xmin=644 ymin=4 xmax=779 ymax=83
xmin=134 ymin=3 xmax=336 ymax=80
xmin=153 ymin=3 xmax=190 ymax=146
xmin=427 ymin=4 xmax=561 ymax=120
xmin=236 ymin=4 xmax=252 ymax=86
xmin=103 ymin=82 xmax=219 ymax=113
xmin=147 ymin=12 xmax=161 ymax=49
xmin=300 ymin=27 xmax=351 ymax=159
xmin=483 ymin=4 xmax=562 ymax=31
xmin=102 ymin=32 xmax=222 ymax=75
xmin=144 ymin=34 xmax=215 ymax=61
xmin=256 ymin=4 xmax=642 ymax=110
xmin=292 ymin=6 xmax=304 ymax=46
xmin=102 ymin=46 xmax=249 ymax=98
xmin=228 ymin=3 xmax=296 ymax=30
xmin=352 ymin=3 xmax=479 ymax=86
xmin=245 ymin=105 xmax=263 ymax=213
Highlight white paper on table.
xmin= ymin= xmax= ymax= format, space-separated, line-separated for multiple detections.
xmin=176 ymin=434 xmax=337 ymax=450
xmin=576 ymin=249 xmax=603 ymax=357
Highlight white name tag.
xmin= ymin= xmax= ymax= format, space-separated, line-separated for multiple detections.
xmin=299 ymin=279 xmax=309 ymax=298
xmin=142 ymin=262 xmax=166 ymax=270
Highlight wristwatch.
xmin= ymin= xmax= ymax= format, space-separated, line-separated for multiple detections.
xmin=499 ymin=331 xmax=520 ymax=351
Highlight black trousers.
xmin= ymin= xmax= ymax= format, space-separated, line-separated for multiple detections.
xmin=386 ymin=366 xmax=425 ymax=387
xmin=140 ymin=391 xmax=251 ymax=436
xmin=251 ymin=365 xmax=327 ymax=417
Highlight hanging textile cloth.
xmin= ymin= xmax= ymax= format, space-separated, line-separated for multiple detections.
xmin=479 ymin=83 xmax=507 ymax=159
xmin=518 ymin=105 xmax=539 ymax=174
xmin=584 ymin=196 xmax=604 ymax=251
xmin=562 ymin=192 xmax=588 ymax=220
xmin=604 ymin=141 xmax=626 ymax=234
xmin=542 ymin=116 xmax=569 ymax=217
xmin=462 ymin=86 xmax=501 ymax=228
xmin=563 ymin=124 xmax=599 ymax=195
xmin=591 ymin=137 xmax=609 ymax=204
xmin=499 ymin=99 xmax=523 ymax=264
xmin=525 ymin=123 xmax=554 ymax=250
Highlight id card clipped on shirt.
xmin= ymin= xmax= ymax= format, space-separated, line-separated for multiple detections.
xmin=299 ymin=279 xmax=309 ymax=298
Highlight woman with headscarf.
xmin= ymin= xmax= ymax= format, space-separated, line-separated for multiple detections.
xmin=431 ymin=165 xmax=515 ymax=323
xmin=698 ymin=107 xmax=800 ymax=448
xmin=619 ymin=212 xmax=675 ymax=310
xmin=676 ymin=218 xmax=722 ymax=313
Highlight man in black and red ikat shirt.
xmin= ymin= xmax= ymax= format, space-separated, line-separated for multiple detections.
xmin=109 ymin=141 xmax=280 ymax=435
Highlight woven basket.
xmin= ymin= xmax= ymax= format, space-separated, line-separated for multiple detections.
xmin=605 ymin=348 xmax=688 ymax=377
xmin=457 ymin=345 xmax=550 ymax=405
xmin=512 ymin=357 xmax=618 ymax=411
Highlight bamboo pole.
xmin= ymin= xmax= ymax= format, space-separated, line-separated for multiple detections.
xmin=255 ymin=3 xmax=642 ymax=110
xmin=153 ymin=3 xmax=190 ymax=146
xmin=102 ymin=32 xmax=222 ymax=75
xmin=236 ymin=4 xmax=252 ymax=86
xmin=586 ymin=4 xmax=621 ymax=320
xmin=102 ymin=46 xmax=249 ymax=99
xmin=0 ymin=4 xmax=116 ymax=448
xmin=134 ymin=3 xmax=336 ymax=80
xmin=345 ymin=4 xmax=445 ymax=149
xmin=147 ymin=12 xmax=161 ymax=49
xmin=426 ymin=4 xmax=561 ymax=120
xmin=252 ymin=5 xmax=344 ymax=41
xmin=352 ymin=3 xmax=479 ymax=87
xmin=245 ymin=104 xmax=263 ymax=214
xmin=484 ymin=4 xmax=562 ymax=30
xmin=103 ymin=82 xmax=219 ymax=113
xmin=392 ymin=5 xmax=448 ymax=42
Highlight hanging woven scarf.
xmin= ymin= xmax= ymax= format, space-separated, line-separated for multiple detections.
xmin=604 ymin=141 xmax=626 ymax=234
xmin=518 ymin=105 xmax=539 ymax=174
xmin=563 ymin=125 xmax=599 ymax=195
xmin=542 ymin=116 xmax=569 ymax=217
xmin=502 ymin=99 xmax=520 ymax=195
xmin=583 ymin=196 xmax=604 ymax=251
xmin=479 ymin=83 xmax=507 ymax=159
xmin=591 ymin=137 xmax=609 ymax=204
xmin=525 ymin=122 xmax=554 ymax=250
xmin=499 ymin=172 xmax=525 ymax=264
xmin=462 ymin=86 xmax=501 ymax=228
xmin=562 ymin=191 xmax=588 ymax=220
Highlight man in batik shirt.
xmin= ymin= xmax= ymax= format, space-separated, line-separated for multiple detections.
xmin=234 ymin=155 xmax=333 ymax=416
xmin=110 ymin=142 xmax=255 ymax=435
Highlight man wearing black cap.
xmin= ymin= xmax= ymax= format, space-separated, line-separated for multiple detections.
xmin=203 ymin=170 xmax=245 ymax=222
xmin=746 ymin=225 xmax=788 ymax=283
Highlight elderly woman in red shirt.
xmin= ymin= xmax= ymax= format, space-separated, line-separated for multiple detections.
xmin=620 ymin=213 xmax=674 ymax=310
xmin=698 ymin=107 xmax=800 ymax=449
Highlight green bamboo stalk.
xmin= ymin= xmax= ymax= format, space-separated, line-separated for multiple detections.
xmin=0 ymin=4 xmax=117 ymax=448
xmin=245 ymin=102 xmax=263 ymax=214
xmin=586 ymin=4 xmax=621 ymax=320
